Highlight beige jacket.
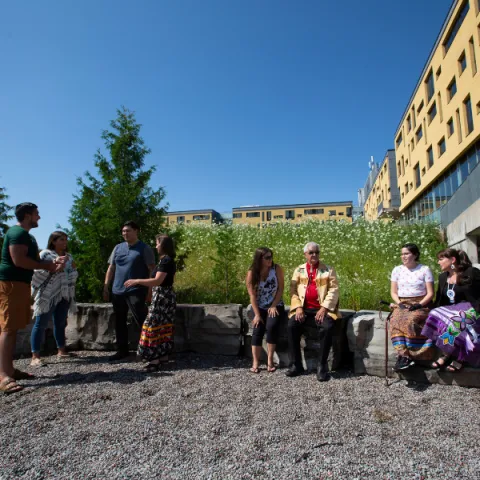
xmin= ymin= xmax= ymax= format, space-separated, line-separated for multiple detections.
xmin=289 ymin=262 xmax=340 ymax=319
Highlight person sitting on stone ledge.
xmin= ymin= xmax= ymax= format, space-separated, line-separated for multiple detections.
xmin=286 ymin=242 xmax=340 ymax=382
xmin=389 ymin=243 xmax=435 ymax=372
xmin=422 ymin=248 xmax=480 ymax=373
xmin=246 ymin=247 xmax=285 ymax=374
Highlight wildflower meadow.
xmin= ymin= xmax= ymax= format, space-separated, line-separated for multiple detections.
xmin=168 ymin=220 xmax=446 ymax=311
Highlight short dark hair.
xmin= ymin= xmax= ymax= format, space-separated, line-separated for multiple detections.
xmin=402 ymin=243 xmax=420 ymax=261
xmin=15 ymin=202 xmax=38 ymax=221
xmin=122 ymin=220 xmax=140 ymax=231
xmin=155 ymin=234 xmax=175 ymax=258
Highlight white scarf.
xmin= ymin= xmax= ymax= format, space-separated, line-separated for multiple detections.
xmin=31 ymin=250 xmax=79 ymax=317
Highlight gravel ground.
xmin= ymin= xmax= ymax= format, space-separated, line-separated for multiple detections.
xmin=1 ymin=352 xmax=480 ymax=480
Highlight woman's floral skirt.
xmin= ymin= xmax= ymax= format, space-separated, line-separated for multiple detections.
xmin=421 ymin=302 xmax=480 ymax=366
xmin=138 ymin=286 xmax=176 ymax=362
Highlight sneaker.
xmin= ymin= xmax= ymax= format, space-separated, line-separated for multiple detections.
xmin=393 ymin=356 xmax=415 ymax=371
xmin=316 ymin=365 xmax=330 ymax=382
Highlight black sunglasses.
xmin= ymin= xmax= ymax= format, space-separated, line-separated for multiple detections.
xmin=308 ymin=251 xmax=319 ymax=255
xmin=263 ymin=255 xmax=273 ymax=260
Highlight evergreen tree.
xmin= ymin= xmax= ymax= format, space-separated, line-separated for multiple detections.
xmin=69 ymin=107 xmax=167 ymax=302
xmin=0 ymin=186 xmax=13 ymax=249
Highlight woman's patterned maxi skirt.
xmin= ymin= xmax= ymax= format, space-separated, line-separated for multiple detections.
xmin=138 ymin=285 xmax=176 ymax=362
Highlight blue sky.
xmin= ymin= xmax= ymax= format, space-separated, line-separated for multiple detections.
xmin=1 ymin=0 xmax=453 ymax=247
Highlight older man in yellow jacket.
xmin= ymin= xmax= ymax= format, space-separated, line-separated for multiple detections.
xmin=286 ymin=242 xmax=340 ymax=381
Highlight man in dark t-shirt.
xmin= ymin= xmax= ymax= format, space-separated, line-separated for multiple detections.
xmin=0 ymin=203 xmax=64 ymax=394
xmin=103 ymin=221 xmax=155 ymax=361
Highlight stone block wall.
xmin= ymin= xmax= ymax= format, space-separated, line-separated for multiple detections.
xmin=15 ymin=303 xmax=480 ymax=387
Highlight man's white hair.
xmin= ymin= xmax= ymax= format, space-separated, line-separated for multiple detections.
xmin=303 ymin=242 xmax=320 ymax=253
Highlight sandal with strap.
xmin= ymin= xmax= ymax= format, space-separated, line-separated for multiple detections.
xmin=144 ymin=362 xmax=161 ymax=373
xmin=446 ymin=360 xmax=464 ymax=372
xmin=249 ymin=367 xmax=260 ymax=374
xmin=267 ymin=365 xmax=277 ymax=373
xmin=431 ymin=355 xmax=450 ymax=370
xmin=13 ymin=369 xmax=35 ymax=380
xmin=0 ymin=377 xmax=24 ymax=395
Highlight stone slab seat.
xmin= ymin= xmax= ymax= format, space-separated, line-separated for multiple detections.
xmin=347 ymin=309 xmax=480 ymax=388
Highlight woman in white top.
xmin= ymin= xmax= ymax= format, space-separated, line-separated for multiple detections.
xmin=389 ymin=243 xmax=434 ymax=372
xmin=246 ymin=247 xmax=284 ymax=374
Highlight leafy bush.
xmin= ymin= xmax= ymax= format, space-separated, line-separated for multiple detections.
xmin=168 ymin=220 xmax=446 ymax=310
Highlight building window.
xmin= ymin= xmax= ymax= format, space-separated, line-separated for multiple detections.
xmin=414 ymin=164 xmax=421 ymax=188
xmin=328 ymin=210 xmax=336 ymax=216
xmin=447 ymin=77 xmax=457 ymax=102
xmin=469 ymin=37 xmax=477 ymax=75
xmin=458 ymin=51 xmax=467 ymax=74
xmin=456 ymin=108 xmax=463 ymax=143
xmin=176 ymin=216 xmax=185 ymax=223
xmin=437 ymin=92 xmax=444 ymax=122
xmin=193 ymin=214 xmax=210 ymax=221
xmin=246 ymin=212 xmax=260 ymax=218
xmin=232 ymin=213 xmax=242 ymax=218
xmin=464 ymin=96 xmax=474 ymax=134
xmin=425 ymin=70 xmax=434 ymax=102
xmin=436 ymin=66 xmax=442 ymax=78
xmin=346 ymin=207 xmax=352 ymax=217
xmin=405 ymin=182 xmax=409 ymax=193
xmin=396 ymin=132 xmax=403 ymax=147
xmin=273 ymin=215 xmax=283 ymax=219
xmin=427 ymin=146 xmax=434 ymax=168
xmin=443 ymin=1 xmax=470 ymax=54
xmin=304 ymin=208 xmax=324 ymax=215
xmin=397 ymin=161 xmax=401 ymax=177
xmin=266 ymin=211 xmax=271 ymax=221
xmin=285 ymin=210 xmax=295 ymax=220
xmin=407 ymin=115 xmax=412 ymax=132
xmin=447 ymin=117 xmax=455 ymax=137
xmin=417 ymin=100 xmax=424 ymax=114
xmin=428 ymin=102 xmax=437 ymax=124
xmin=438 ymin=137 xmax=446 ymax=157
xmin=416 ymin=125 xmax=423 ymax=142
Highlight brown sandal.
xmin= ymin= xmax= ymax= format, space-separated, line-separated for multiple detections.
xmin=249 ymin=367 xmax=260 ymax=374
xmin=267 ymin=365 xmax=277 ymax=373
xmin=0 ymin=377 xmax=24 ymax=395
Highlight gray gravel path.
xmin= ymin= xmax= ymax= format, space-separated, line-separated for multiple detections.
xmin=1 ymin=351 xmax=480 ymax=480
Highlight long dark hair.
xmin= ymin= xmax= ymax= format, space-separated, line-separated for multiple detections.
xmin=47 ymin=231 xmax=68 ymax=253
xmin=249 ymin=247 xmax=273 ymax=290
xmin=156 ymin=234 xmax=175 ymax=258
xmin=437 ymin=248 xmax=472 ymax=285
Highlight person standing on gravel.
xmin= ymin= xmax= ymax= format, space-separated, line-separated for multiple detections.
xmin=103 ymin=221 xmax=155 ymax=361
xmin=286 ymin=242 xmax=340 ymax=382
xmin=30 ymin=231 xmax=79 ymax=367
xmin=124 ymin=234 xmax=176 ymax=372
xmin=0 ymin=203 xmax=65 ymax=394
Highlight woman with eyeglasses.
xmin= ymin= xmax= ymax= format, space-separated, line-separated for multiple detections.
xmin=246 ymin=247 xmax=285 ymax=373
xmin=389 ymin=243 xmax=435 ymax=372
xmin=421 ymin=248 xmax=480 ymax=372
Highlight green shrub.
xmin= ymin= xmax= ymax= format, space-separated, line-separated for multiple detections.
xmin=168 ymin=220 xmax=446 ymax=311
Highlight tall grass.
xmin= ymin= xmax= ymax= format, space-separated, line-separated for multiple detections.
xmin=168 ymin=220 xmax=446 ymax=310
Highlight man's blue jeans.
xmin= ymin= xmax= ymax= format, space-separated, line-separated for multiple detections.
xmin=31 ymin=299 xmax=70 ymax=353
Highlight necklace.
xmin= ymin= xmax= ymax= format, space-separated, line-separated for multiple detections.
xmin=446 ymin=282 xmax=455 ymax=304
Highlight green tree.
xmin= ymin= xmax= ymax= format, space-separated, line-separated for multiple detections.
xmin=0 ymin=186 xmax=13 ymax=249
xmin=68 ymin=107 xmax=167 ymax=302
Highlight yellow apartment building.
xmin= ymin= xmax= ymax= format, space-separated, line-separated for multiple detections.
xmin=166 ymin=209 xmax=222 ymax=225
xmin=393 ymin=0 xmax=480 ymax=260
xmin=363 ymin=150 xmax=400 ymax=220
xmin=232 ymin=202 xmax=353 ymax=226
